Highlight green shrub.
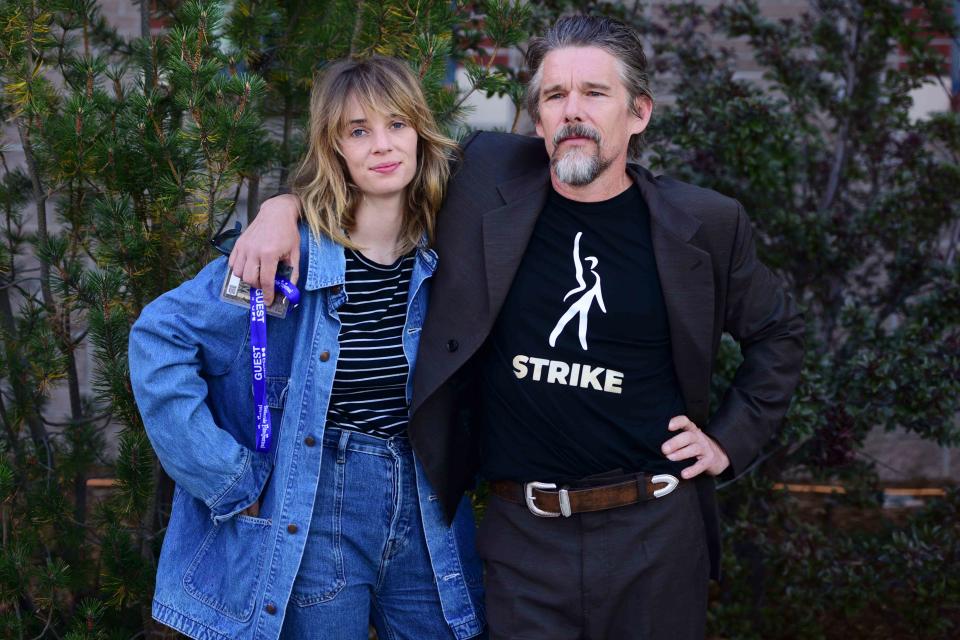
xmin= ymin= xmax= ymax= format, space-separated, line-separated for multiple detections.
xmin=0 ymin=1 xmax=957 ymax=637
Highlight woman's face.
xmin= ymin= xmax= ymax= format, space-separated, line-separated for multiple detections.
xmin=339 ymin=95 xmax=419 ymax=200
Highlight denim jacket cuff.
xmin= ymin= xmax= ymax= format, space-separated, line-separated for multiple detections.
xmin=205 ymin=448 xmax=273 ymax=523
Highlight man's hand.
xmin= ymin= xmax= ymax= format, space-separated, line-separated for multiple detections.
xmin=229 ymin=193 xmax=302 ymax=305
xmin=661 ymin=415 xmax=730 ymax=480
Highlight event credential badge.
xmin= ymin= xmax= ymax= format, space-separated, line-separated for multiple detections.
xmin=218 ymin=264 xmax=296 ymax=318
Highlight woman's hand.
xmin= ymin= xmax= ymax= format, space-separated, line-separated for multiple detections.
xmin=229 ymin=193 xmax=302 ymax=305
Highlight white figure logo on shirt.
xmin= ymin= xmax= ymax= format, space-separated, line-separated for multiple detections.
xmin=548 ymin=232 xmax=606 ymax=351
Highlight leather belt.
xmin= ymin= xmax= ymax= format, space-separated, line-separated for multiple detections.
xmin=490 ymin=474 xmax=680 ymax=518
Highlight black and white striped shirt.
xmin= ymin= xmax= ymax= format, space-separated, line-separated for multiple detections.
xmin=326 ymin=248 xmax=415 ymax=438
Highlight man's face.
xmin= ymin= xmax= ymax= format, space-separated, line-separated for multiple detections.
xmin=534 ymin=47 xmax=651 ymax=186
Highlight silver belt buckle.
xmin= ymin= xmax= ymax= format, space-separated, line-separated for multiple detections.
xmin=651 ymin=474 xmax=679 ymax=498
xmin=524 ymin=481 xmax=572 ymax=518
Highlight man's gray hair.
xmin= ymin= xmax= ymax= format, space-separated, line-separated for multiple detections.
xmin=525 ymin=15 xmax=653 ymax=157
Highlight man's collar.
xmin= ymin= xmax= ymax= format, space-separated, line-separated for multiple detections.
xmin=496 ymin=161 xmax=702 ymax=244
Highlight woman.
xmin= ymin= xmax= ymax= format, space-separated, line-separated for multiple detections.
xmin=129 ymin=56 xmax=485 ymax=640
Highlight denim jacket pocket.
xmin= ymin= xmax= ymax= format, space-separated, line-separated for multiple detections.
xmin=182 ymin=514 xmax=273 ymax=622
xmin=265 ymin=375 xmax=290 ymax=428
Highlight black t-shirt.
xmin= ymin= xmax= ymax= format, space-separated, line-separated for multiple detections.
xmin=479 ymin=184 xmax=690 ymax=482
xmin=326 ymin=248 xmax=414 ymax=438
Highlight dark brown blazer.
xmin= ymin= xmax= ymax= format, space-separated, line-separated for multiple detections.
xmin=408 ymin=131 xmax=805 ymax=579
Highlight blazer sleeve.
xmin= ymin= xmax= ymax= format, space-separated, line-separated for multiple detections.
xmin=704 ymin=204 xmax=805 ymax=480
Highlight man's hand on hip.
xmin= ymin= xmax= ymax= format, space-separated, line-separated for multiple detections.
xmin=661 ymin=415 xmax=730 ymax=480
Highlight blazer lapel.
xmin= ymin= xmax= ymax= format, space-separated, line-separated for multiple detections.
xmin=482 ymin=165 xmax=551 ymax=322
xmin=631 ymin=167 xmax=715 ymax=421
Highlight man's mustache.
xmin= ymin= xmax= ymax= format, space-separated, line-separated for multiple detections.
xmin=553 ymin=124 xmax=601 ymax=147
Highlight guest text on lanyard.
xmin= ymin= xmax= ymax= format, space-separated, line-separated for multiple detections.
xmin=250 ymin=278 xmax=301 ymax=452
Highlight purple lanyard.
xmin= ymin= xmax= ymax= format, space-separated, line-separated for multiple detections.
xmin=250 ymin=279 xmax=300 ymax=452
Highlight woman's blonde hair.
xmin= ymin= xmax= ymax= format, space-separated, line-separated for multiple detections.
xmin=292 ymin=56 xmax=457 ymax=252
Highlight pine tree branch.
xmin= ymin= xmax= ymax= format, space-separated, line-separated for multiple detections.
xmin=279 ymin=92 xmax=295 ymax=186
xmin=221 ymin=177 xmax=244 ymax=225
xmin=13 ymin=599 xmax=22 ymax=640
xmin=212 ymin=84 xmax=252 ymax=225
xmin=27 ymin=590 xmax=55 ymax=640
xmin=0 ymin=391 xmax=25 ymax=463
xmin=945 ymin=219 xmax=960 ymax=267
xmin=246 ymin=174 xmax=260 ymax=224
xmin=255 ymin=2 xmax=305 ymax=73
xmin=140 ymin=0 xmax=153 ymax=93
xmin=1 ymin=502 xmax=8 ymax=550
xmin=0 ymin=228 xmax=53 ymax=473
xmin=16 ymin=124 xmax=52 ymax=311
xmin=40 ymin=410 xmax=111 ymax=428
xmin=350 ymin=1 xmax=366 ymax=57
xmin=70 ymin=327 xmax=88 ymax=348
xmin=451 ymin=40 xmax=503 ymax=114
xmin=817 ymin=10 xmax=862 ymax=215
xmin=0 ymin=276 xmax=42 ymax=290
xmin=510 ymin=103 xmax=522 ymax=133
xmin=147 ymin=111 xmax=182 ymax=186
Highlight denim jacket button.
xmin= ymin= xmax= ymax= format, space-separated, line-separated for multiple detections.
xmin=304 ymin=435 xmax=316 ymax=447
xmin=319 ymin=350 xmax=331 ymax=362
xmin=286 ymin=523 xmax=299 ymax=534
xmin=265 ymin=603 xmax=277 ymax=615
xmin=331 ymin=285 xmax=342 ymax=294
xmin=446 ymin=339 xmax=459 ymax=352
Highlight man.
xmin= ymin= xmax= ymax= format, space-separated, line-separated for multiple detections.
xmin=231 ymin=15 xmax=804 ymax=639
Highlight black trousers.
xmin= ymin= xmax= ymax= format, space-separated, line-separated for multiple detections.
xmin=476 ymin=480 xmax=709 ymax=640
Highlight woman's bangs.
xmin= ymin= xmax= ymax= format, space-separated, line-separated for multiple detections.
xmin=345 ymin=72 xmax=420 ymax=132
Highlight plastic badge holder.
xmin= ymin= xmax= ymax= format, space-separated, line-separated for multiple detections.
xmin=219 ymin=264 xmax=296 ymax=318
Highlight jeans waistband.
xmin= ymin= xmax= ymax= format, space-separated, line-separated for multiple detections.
xmin=322 ymin=426 xmax=412 ymax=457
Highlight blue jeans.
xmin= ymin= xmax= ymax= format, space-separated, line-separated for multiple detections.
xmin=280 ymin=428 xmax=454 ymax=640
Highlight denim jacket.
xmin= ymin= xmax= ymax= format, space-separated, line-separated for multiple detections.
xmin=129 ymin=228 xmax=485 ymax=640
